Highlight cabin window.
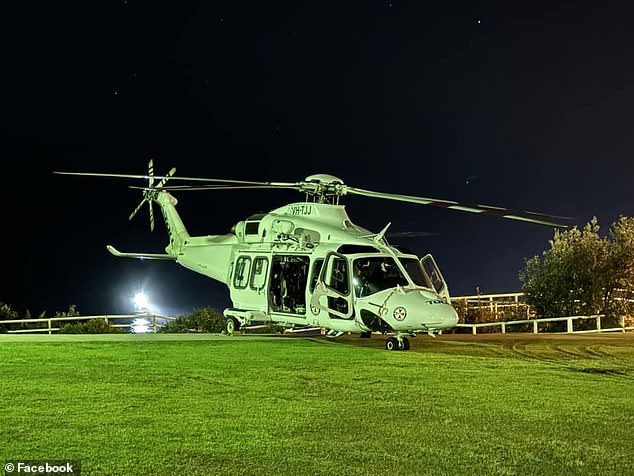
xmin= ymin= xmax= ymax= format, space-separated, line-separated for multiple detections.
xmin=233 ymin=256 xmax=252 ymax=289
xmin=421 ymin=255 xmax=446 ymax=295
xmin=250 ymin=257 xmax=269 ymax=290
xmin=399 ymin=257 xmax=431 ymax=288
xmin=322 ymin=254 xmax=351 ymax=317
xmin=245 ymin=221 xmax=260 ymax=235
xmin=325 ymin=256 xmax=349 ymax=295
xmin=309 ymin=258 xmax=324 ymax=292
xmin=352 ymin=257 xmax=408 ymax=297
xmin=337 ymin=244 xmax=380 ymax=254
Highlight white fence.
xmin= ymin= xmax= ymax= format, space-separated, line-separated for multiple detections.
xmin=0 ymin=313 xmax=175 ymax=334
xmin=451 ymin=292 xmax=634 ymax=335
xmin=456 ymin=314 xmax=634 ymax=335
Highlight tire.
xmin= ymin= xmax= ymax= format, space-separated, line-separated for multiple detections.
xmin=385 ymin=337 xmax=398 ymax=351
xmin=402 ymin=337 xmax=410 ymax=350
xmin=225 ymin=317 xmax=239 ymax=335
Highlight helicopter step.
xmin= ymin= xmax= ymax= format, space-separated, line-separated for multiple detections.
xmin=223 ymin=308 xmax=267 ymax=335
xmin=326 ymin=329 xmax=345 ymax=338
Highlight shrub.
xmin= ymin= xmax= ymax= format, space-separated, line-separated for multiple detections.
xmin=160 ymin=306 xmax=224 ymax=333
xmin=58 ymin=319 xmax=123 ymax=334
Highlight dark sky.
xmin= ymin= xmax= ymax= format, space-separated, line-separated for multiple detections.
xmin=3 ymin=2 xmax=634 ymax=316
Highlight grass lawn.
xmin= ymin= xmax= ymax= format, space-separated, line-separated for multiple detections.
xmin=0 ymin=333 xmax=632 ymax=475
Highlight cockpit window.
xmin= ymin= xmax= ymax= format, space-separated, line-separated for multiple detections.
xmin=399 ymin=257 xmax=433 ymax=288
xmin=352 ymin=257 xmax=408 ymax=297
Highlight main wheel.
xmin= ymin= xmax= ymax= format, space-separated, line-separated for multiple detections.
xmin=385 ymin=336 xmax=399 ymax=351
xmin=225 ymin=317 xmax=240 ymax=335
xmin=401 ymin=337 xmax=410 ymax=350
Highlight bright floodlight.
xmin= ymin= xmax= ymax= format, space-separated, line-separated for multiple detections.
xmin=131 ymin=317 xmax=151 ymax=334
xmin=133 ymin=292 xmax=150 ymax=311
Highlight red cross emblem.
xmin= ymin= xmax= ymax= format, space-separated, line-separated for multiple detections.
xmin=393 ymin=307 xmax=407 ymax=321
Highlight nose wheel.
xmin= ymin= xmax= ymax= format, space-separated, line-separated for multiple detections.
xmin=385 ymin=336 xmax=410 ymax=351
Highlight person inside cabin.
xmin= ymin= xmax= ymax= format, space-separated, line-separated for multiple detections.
xmin=353 ymin=259 xmax=371 ymax=297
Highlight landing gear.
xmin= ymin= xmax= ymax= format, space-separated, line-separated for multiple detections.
xmin=385 ymin=335 xmax=410 ymax=351
xmin=224 ymin=317 xmax=240 ymax=335
xmin=386 ymin=337 xmax=398 ymax=350
xmin=401 ymin=337 xmax=410 ymax=350
xmin=360 ymin=331 xmax=372 ymax=338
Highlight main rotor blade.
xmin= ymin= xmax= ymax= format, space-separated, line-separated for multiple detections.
xmin=129 ymin=184 xmax=304 ymax=192
xmin=129 ymin=199 xmax=146 ymax=221
xmin=346 ymin=187 xmax=572 ymax=227
xmin=54 ymin=171 xmax=299 ymax=187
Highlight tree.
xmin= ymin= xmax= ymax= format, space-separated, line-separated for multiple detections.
xmin=519 ymin=216 xmax=634 ymax=319
xmin=0 ymin=302 xmax=19 ymax=333
xmin=604 ymin=216 xmax=634 ymax=316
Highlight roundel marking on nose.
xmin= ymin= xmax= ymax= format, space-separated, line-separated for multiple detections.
xmin=393 ymin=307 xmax=407 ymax=321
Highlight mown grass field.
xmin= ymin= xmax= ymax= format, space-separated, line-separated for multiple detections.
xmin=0 ymin=333 xmax=633 ymax=475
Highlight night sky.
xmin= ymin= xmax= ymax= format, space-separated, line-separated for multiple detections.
xmin=4 ymin=2 xmax=634 ymax=317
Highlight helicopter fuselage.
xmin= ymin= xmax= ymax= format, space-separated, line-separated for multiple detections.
xmin=158 ymin=196 xmax=459 ymax=341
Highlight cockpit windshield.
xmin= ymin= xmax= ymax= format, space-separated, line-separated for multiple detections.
xmin=399 ymin=257 xmax=433 ymax=288
xmin=352 ymin=257 xmax=408 ymax=297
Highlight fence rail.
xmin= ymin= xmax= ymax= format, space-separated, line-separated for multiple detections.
xmin=0 ymin=313 xmax=175 ymax=334
xmin=456 ymin=314 xmax=634 ymax=335
xmin=450 ymin=292 xmax=634 ymax=334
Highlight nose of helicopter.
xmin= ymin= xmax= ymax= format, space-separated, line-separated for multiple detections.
xmin=386 ymin=289 xmax=459 ymax=331
xmin=434 ymin=301 xmax=459 ymax=329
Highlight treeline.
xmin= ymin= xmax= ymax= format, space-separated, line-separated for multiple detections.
xmin=0 ymin=303 xmax=229 ymax=334
xmin=519 ymin=216 xmax=634 ymax=322
xmin=0 ymin=304 xmax=125 ymax=334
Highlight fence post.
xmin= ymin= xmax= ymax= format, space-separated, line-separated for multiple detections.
xmin=533 ymin=320 xmax=538 ymax=334
xmin=596 ymin=315 xmax=602 ymax=332
xmin=472 ymin=326 xmax=477 ymax=335
xmin=152 ymin=315 xmax=157 ymax=333
xmin=567 ymin=317 xmax=573 ymax=333
xmin=620 ymin=315 xmax=626 ymax=333
xmin=501 ymin=322 xmax=506 ymax=334
xmin=48 ymin=319 xmax=52 ymax=335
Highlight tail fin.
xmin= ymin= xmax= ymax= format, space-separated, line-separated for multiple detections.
xmin=155 ymin=191 xmax=190 ymax=255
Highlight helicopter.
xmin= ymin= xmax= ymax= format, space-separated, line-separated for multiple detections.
xmin=56 ymin=161 xmax=570 ymax=351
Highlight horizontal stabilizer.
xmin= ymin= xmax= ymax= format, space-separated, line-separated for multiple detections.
xmin=106 ymin=245 xmax=175 ymax=260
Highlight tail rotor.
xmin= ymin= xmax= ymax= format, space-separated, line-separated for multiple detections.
xmin=129 ymin=159 xmax=176 ymax=231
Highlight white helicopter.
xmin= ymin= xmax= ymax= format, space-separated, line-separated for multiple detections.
xmin=56 ymin=161 xmax=568 ymax=350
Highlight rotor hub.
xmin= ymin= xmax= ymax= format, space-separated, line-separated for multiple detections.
xmin=302 ymin=174 xmax=346 ymax=203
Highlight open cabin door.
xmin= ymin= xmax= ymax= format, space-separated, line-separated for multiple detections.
xmin=420 ymin=254 xmax=450 ymax=302
xmin=312 ymin=252 xmax=354 ymax=319
xmin=269 ymin=254 xmax=310 ymax=315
